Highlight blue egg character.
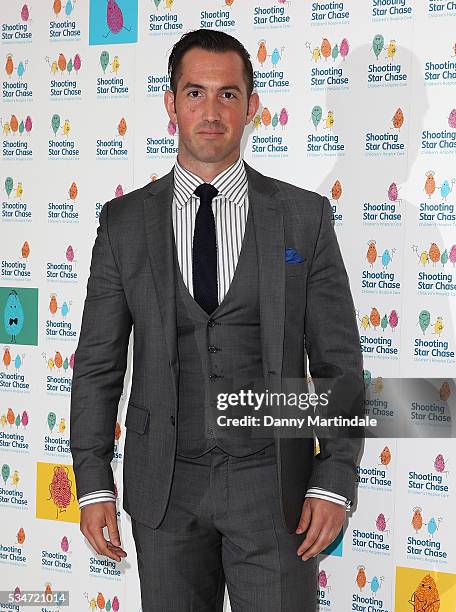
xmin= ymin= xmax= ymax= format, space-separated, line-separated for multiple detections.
xmin=65 ymin=0 xmax=74 ymax=16
xmin=17 ymin=61 xmax=25 ymax=78
xmin=381 ymin=249 xmax=391 ymax=268
xmin=61 ymin=301 xmax=69 ymax=317
xmin=14 ymin=354 xmax=22 ymax=369
xmin=3 ymin=289 xmax=24 ymax=343
xmin=440 ymin=179 xmax=452 ymax=200
xmin=271 ymin=48 xmax=281 ymax=66
xmin=370 ymin=576 xmax=380 ymax=593
xmin=427 ymin=517 xmax=439 ymax=536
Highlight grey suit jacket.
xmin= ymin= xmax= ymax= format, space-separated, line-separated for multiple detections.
xmin=70 ymin=162 xmax=365 ymax=533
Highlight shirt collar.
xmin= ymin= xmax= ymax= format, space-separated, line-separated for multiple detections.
xmin=173 ymin=156 xmax=248 ymax=209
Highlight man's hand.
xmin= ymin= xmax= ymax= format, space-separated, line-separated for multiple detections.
xmin=80 ymin=502 xmax=127 ymax=562
xmin=295 ymin=498 xmax=346 ymax=560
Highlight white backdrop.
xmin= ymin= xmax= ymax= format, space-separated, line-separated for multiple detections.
xmin=1 ymin=1 xmax=456 ymax=610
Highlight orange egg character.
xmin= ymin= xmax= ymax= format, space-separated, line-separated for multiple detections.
xmin=356 ymin=566 xmax=367 ymax=590
xmin=21 ymin=240 xmax=30 ymax=259
xmin=439 ymin=381 xmax=451 ymax=402
xmin=54 ymin=351 xmax=63 ymax=369
xmin=3 ymin=347 xmax=11 ymax=368
xmin=410 ymin=574 xmax=440 ymax=612
xmin=380 ymin=445 xmax=391 ymax=466
xmin=114 ymin=422 xmax=121 ymax=441
xmin=118 ymin=117 xmax=127 ymax=137
xmin=392 ymin=107 xmax=404 ymax=129
xmin=261 ymin=107 xmax=271 ymax=128
xmin=7 ymin=407 xmax=15 ymax=425
xmin=367 ymin=241 xmax=377 ymax=266
xmin=5 ymin=54 xmax=14 ymax=77
xmin=68 ymin=182 xmax=78 ymax=201
xmin=257 ymin=40 xmax=267 ymax=66
xmin=321 ymin=38 xmax=331 ymax=60
xmin=96 ymin=593 xmax=105 ymax=609
xmin=17 ymin=527 xmax=25 ymax=545
xmin=424 ymin=171 xmax=436 ymax=198
xmin=412 ymin=507 xmax=423 ymax=532
xmin=58 ymin=53 xmax=67 ymax=73
xmin=53 ymin=0 xmax=62 ymax=15
xmin=369 ymin=307 xmax=381 ymax=329
xmin=10 ymin=115 xmax=19 ymax=132
xmin=331 ymin=179 xmax=342 ymax=202
xmin=428 ymin=243 xmax=440 ymax=265
xmin=49 ymin=294 xmax=58 ymax=315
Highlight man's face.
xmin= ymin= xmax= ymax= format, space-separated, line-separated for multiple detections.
xmin=164 ymin=47 xmax=259 ymax=165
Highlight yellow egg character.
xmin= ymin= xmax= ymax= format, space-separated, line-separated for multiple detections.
xmin=58 ymin=418 xmax=66 ymax=433
xmin=62 ymin=119 xmax=70 ymax=136
xmin=165 ymin=0 xmax=174 ymax=8
xmin=1 ymin=415 xmax=7 ymax=427
xmin=433 ymin=317 xmax=444 ymax=336
xmin=325 ymin=110 xmax=334 ymax=129
xmin=12 ymin=470 xmax=20 ymax=486
xmin=361 ymin=314 xmax=370 ymax=330
xmin=387 ymin=40 xmax=396 ymax=61
xmin=111 ymin=55 xmax=120 ymax=75
xmin=15 ymin=182 xmax=23 ymax=199
xmin=420 ymin=251 xmax=429 ymax=266
xmin=252 ymin=115 xmax=261 ymax=129
xmin=2 ymin=120 xmax=11 ymax=136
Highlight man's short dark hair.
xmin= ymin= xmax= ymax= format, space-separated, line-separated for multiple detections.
xmin=168 ymin=28 xmax=254 ymax=97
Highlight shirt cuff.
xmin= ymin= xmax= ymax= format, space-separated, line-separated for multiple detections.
xmin=305 ymin=487 xmax=352 ymax=511
xmin=78 ymin=490 xmax=116 ymax=509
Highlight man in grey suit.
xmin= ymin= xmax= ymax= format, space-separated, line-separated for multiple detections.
xmin=70 ymin=29 xmax=364 ymax=611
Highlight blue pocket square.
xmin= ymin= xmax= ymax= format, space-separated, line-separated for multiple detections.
xmin=285 ymin=247 xmax=305 ymax=263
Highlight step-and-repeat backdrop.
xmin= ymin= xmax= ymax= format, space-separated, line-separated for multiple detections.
xmin=1 ymin=1 xmax=456 ymax=610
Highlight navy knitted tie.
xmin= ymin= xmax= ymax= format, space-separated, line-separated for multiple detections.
xmin=192 ymin=183 xmax=219 ymax=314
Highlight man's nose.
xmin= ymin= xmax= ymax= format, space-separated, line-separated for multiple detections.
xmin=202 ymin=96 xmax=222 ymax=122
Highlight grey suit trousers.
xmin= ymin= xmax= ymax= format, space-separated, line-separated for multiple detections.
xmin=131 ymin=443 xmax=319 ymax=611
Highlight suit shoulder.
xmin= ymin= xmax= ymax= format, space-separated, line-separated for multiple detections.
xmin=255 ymin=168 xmax=326 ymax=213
xmin=102 ymin=182 xmax=151 ymax=226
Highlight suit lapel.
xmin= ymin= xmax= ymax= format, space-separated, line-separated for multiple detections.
xmin=143 ymin=169 xmax=179 ymax=402
xmin=245 ymin=163 xmax=285 ymax=381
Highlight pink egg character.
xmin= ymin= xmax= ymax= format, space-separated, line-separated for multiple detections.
xmin=60 ymin=535 xmax=70 ymax=552
xmin=340 ymin=38 xmax=349 ymax=60
xmin=25 ymin=116 xmax=32 ymax=132
xmin=107 ymin=0 xmax=124 ymax=34
xmin=279 ymin=107 xmax=288 ymax=127
xmin=21 ymin=410 xmax=29 ymax=426
xmin=69 ymin=353 xmax=75 ymax=369
xmin=434 ymin=453 xmax=445 ymax=473
xmin=66 ymin=245 xmax=74 ymax=262
xmin=375 ymin=512 xmax=387 ymax=532
xmin=21 ymin=4 xmax=30 ymax=22
xmin=388 ymin=182 xmax=398 ymax=202
xmin=448 ymin=108 xmax=456 ymax=129
xmin=388 ymin=309 xmax=399 ymax=330
xmin=318 ymin=570 xmax=328 ymax=588
xmin=115 ymin=184 xmax=124 ymax=198
xmin=449 ymin=244 xmax=456 ymax=266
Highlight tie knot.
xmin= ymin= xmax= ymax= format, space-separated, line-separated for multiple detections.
xmin=194 ymin=183 xmax=219 ymax=203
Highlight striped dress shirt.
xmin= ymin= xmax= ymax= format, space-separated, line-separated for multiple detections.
xmin=78 ymin=157 xmax=350 ymax=512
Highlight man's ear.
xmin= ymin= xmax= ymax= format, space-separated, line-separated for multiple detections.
xmin=164 ymin=89 xmax=177 ymax=124
xmin=246 ymin=91 xmax=260 ymax=125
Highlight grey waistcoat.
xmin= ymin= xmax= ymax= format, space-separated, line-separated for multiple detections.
xmin=175 ymin=203 xmax=274 ymax=457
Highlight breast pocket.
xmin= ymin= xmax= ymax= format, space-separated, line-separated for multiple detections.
xmin=285 ymin=261 xmax=308 ymax=278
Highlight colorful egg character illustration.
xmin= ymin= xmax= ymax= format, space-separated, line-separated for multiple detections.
xmin=47 ymin=465 xmax=74 ymax=519
xmin=380 ymin=446 xmax=391 ymax=466
xmin=409 ymin=574 xmax=440 ymax=612
xmin=3 ymin=289 xmax=24 ymax=343
xmin=412 ymin=506 xmax=423 ymax=533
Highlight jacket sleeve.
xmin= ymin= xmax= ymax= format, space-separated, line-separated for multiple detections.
xmin=70 ymin=200 xmax=133 ymax=499
xmin=304 ymin=195 xmax=365 ymax=503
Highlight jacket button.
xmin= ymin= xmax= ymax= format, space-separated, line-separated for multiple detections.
xmin=170 ymin=415 xmax=175 ymax=426
xmin=207 ymin=318 xmax=216 ymax=327
xmin=208 ymin=345 xmax=218 ymax=353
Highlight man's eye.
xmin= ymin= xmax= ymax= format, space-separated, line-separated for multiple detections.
xmin=188 ymin=90 xmax=200 ymax=97
xmin=223 ymin=92 xmax=236 ymax=98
